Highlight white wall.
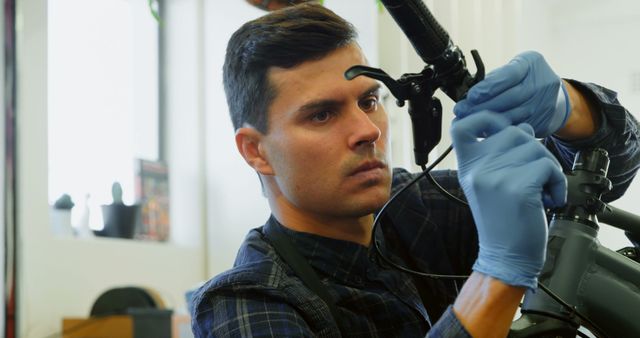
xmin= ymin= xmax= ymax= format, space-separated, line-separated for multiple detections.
xmin=164 ymin=0 xmax=208 ymax=259
xmin=203 ymin=0 xmax=382 ymax=277
xmin=16 ymin=0 xmax=206 ymax=337
xmin=202 ymin=0 xmax=265 ymax=279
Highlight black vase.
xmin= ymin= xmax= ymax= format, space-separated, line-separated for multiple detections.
xmin=94 ymin=204 xmax=140 ymax=239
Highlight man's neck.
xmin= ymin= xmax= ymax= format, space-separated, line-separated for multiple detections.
xmin=269 ymin=197 xmax=374 ymax=247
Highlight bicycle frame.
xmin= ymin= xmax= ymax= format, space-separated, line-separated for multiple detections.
xmin=510 ymin=149 xmax=640 ymax=338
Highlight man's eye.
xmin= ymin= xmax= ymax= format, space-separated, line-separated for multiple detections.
xmin=310 ymin=111 xmax=334 ymax=123
xmin=359 ymin=97 xmax=378 ymax=112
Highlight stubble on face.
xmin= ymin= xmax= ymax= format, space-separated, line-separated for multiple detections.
xmin=259 ymin=44 xmax=393 ymax=231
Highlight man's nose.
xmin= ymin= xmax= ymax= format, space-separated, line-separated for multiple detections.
xmin=347 ymin=107 xmax=381 ymax=149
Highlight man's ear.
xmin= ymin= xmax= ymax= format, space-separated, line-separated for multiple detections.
xmin=235 ymin=127 xmax=275 ymax=176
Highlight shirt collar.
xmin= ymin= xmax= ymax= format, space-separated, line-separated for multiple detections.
xmin=264 ymin=215 xmax=376 ymax=283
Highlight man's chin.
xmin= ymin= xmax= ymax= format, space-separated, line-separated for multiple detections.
xmin=350 ymin=190 xmax=391 ymax=215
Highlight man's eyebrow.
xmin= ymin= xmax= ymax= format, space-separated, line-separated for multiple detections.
xmin=298 ymin=99 xmax=341 ymax=113
xmin=297 ymin=84 xmax=382 ymax=113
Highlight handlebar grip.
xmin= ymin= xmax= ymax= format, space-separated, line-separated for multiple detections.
xmin=380 ymin=0 xmax=451 ymax=63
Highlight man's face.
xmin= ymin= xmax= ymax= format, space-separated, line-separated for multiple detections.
xmin=260 ymin=43 xmax=392 ymax=220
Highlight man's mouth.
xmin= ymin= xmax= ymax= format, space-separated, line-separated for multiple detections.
xmin=349 ymin=160 xmax=387 ymax=177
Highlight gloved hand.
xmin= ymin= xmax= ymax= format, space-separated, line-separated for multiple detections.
xmin=454 ymin=51 xmax=571 ymax=138
xmin=450 ymin=111 xmax=567 ymax=289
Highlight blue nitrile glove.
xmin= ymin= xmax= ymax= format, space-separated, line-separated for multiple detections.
xmin=450 ymin=111 xmax=567 ymax=289
xmin=454 ymin=51 xmax=571 ymax=138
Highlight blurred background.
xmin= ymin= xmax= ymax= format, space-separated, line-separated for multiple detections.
xmin=2 ymin=0 xmax=638 ymax=336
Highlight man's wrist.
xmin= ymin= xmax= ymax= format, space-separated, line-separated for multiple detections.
xmin=453 ymin=272 xmax=525 ymax=338
xmin=553 ymin=80 xmax=600 ymax=140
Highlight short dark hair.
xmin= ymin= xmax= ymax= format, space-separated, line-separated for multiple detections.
xmin=223 ymin=3 xmax=358 ymax=133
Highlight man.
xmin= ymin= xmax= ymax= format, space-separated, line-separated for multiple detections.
xmin=192 ymin=3 xmax=640 ymax=337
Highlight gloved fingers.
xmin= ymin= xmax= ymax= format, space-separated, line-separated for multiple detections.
xmin=542 ymin=194 xmax=555 ymax=208
xmin=456 ymin=51 xmax=557 ymax=119
xmin=529 ymin=157 xmax=567 ymax=208
xmin=515 ymin=122 xmax=563 ymax=170
xmin=450 ymin=111 xmax=511 ymax=158
xmin=504 ymin=106 xmax=549 ymax=133
xmin=471 ymin=122 xmax=539 ymax=158
xmin=456 ymin=80 xmax=561 ymax=121
xmin=489 ymin=133 xmax=552 ymax=168
xmin=500 ymin=125 xmax=563 ymax=168
xmin=453 ymin=117 xmax=539 ymax=164
xmin=462 ymin=52 xmax=533 ymax=104
xmin=515 ymin=122 xmax=535 ymax=137
xmin=455 ymin=81 xmax=534 ymax=118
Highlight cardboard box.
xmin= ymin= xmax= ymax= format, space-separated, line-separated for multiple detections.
xmin=62 ymin=312 xmax=191 ymax=338
xmin=63 ymin=316 xmax=134 ymax=338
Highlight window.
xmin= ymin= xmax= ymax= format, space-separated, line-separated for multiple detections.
xmin=48 ymin=0 xmax=161 ymax=231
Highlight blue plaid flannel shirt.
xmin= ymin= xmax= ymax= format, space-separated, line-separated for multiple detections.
xmin=192 ymin=80 xmax=640 ymax=337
